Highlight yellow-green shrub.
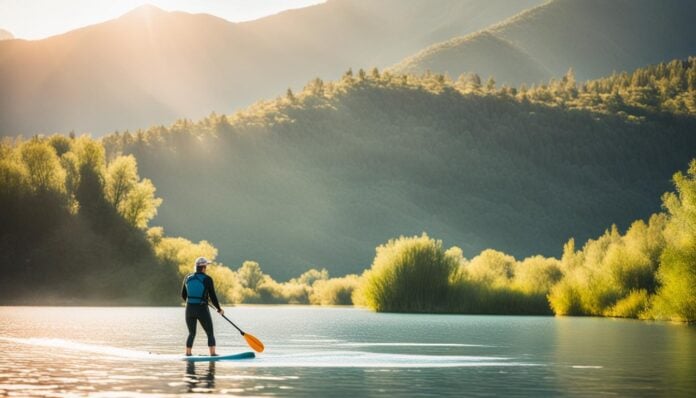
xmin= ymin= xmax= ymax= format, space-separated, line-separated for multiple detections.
xmin=311 ymin=274 xmax=360 ymax=305
xmin=605 ymin=289 xmax=650 ymax=318
xmin=358 ymin=233 xmax=458 ymax=312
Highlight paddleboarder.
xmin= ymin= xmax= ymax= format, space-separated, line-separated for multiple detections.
xmin=182 ymin=257 xmax=224 ymax=356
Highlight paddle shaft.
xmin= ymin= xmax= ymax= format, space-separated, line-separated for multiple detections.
xmin=208 ymin=304 xmax=265 ymax=353
xmin=220 ymin=312 xmax=246 ymax=336
xmin=208 ymin=304 xmax=245 ymax=335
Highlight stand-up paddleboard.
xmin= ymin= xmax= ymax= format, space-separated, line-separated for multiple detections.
xmin=184 ymin=351 xmax=255 ymax=362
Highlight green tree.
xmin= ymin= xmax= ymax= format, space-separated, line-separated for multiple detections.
xmin=293 ymin=268 xmax=329 ymax=286
xmin=341 ymin=68 xmax=354 ymax=85
xmin=105 ymin=155 xmax=138 ymax=209
xmin=305 ymin=78 xmax=325 ymax=97
xmin=48 ymin=134 xmax=72 ymax=157
xmin=73 ymin=136 xmax=105 ymax=173
xmin=513 ymin=256 xmax=562 ymax=294
xmin=485 ymin=76 xmax=496 ymax=93
xmin=60 ymin=152 xmax=80 ymax=195
xmin=20 ymin=139 xmax=65 ymax=193
xmin=456 ymin=73 xmax=482 ymax=93
xmin=467 ymin=249 xmax=515 ymax=287
xmin=358 ymin=234 xmax=457 ymax=312
xmin=358 ymin=68 xmax=366 ymax=81
xmin=286 ymin=88 xmax=296 ymax=102
xmin=0 ymin=158 xmax=27 ymax=195
xmin=562 ymin=68 xmax=578 ymax=98
xmin=119 ymin=178 xmax=162 ymax=229
xmin=652 ymin=161 xmax=696 ymax=321
xmin=154 ymin=235 xmax=218 ymax=276
xmin=237 ymin=261 xmax=265 ymax=290
xmin=311 ymin=274 xmax=360 ymax=305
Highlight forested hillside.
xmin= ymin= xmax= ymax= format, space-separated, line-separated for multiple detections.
xmin=2 ymin=58 xmax=695 ymax=311
xmin=393 ymin=0 xmax=696 ymax=85
xmin=0 ymin=0 xmax=542 ymax=136
xmin=0 ymin=136 xmax=181 ymax=304
xmin=103 ymin=58 xmax=696 ymax=280
xmin=0 ymin=135 xmax=354 ymax=305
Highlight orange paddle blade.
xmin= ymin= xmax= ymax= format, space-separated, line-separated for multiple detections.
xmin=244 ymin=333 xmax=265 ymax=353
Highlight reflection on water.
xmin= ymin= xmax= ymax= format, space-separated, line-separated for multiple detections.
xmin=185 ymin=361 xmax=215 ymax=393
xmin=0 ymin=306 xmax=694 ymax=397
xmin=551 ymin=317 xmax=696 ymax=396
xmin=663 ymin=320 xmax=695 ymax=394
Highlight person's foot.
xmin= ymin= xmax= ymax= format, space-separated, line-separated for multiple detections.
xmin=210 ymin=353 xmax=218 ymax=357
xmin=185 ymin=353 xmax=192 ymax=356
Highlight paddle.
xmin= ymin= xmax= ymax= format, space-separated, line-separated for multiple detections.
xmin=209 ymin=304 xmax=265 ymax=353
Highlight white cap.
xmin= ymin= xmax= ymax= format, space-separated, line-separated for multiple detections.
xmin=194 ymin=257 xmax=211 ymax=271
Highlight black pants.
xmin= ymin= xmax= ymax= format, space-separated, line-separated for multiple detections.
xmin=185 ymin=304 xmax=216 ymax=348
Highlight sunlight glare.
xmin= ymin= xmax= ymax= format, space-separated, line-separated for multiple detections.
xmin=0 ymin=0 xmax=325 ymax=40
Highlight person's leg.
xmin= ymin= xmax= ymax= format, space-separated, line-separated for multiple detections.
xmin=185 ymin=306 xmax=197 ymax=355
xmin=198 ymin=307 xmax=217 ymax=355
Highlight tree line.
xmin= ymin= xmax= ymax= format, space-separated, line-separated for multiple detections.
xmin=1 ymin=57 xmax=694 ymax=321
xmin=101 ymin=57 xmax=696 ymax=154
xmin=98 ymin=56 xmax=696 ymax=278
xmin=0 ymin=135 xmax=175 ymax=304
xmin=0 ymin=135 xmax=358 ymax=305
xmin=357 ymin=158 xmax=696 ymax=322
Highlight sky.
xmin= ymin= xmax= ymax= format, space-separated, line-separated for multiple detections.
xmin=0 ymin=0 xmax=326 ymax=40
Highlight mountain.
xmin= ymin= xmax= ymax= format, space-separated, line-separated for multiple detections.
xmin=102 ymin=59 xmax=696 ymax=280
xmin=0 ymin=0 xmax=542 ymax=137
xmin=0 ymin=29 xmax=12 ymax=41
xmin=392 ymin=0 xmax=696 ymax=85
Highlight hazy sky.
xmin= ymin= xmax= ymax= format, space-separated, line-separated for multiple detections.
xmin=0 ymin=0 xmax=325 ymax=40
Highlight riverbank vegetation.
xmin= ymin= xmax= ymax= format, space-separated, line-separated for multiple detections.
xmin=1 ymin=58 xmax=695 ymax=322
xmin=96 ymin=57 xmax=696 ymax=280
xmin=1 ymin=138 xmax=694 ymax=321
xmin=356 ymin=160 xmax=696 ymax=322
xmin=0 ymin=135 xmax=176 ymax=304
xmin=153 ymin=154 xmax=696 ymax=323
xmin=0 ymin=135 xmax=361 ymax=305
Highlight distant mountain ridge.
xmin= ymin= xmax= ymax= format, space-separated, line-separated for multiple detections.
xmin=0 ymin=0 xmax=542 ymax=136
xmin=392 ymin=0 xmax=696 ymax=85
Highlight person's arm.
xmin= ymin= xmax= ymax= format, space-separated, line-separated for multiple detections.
xmin=205 ymin=276 xmax=222 ymax=312
xmin=181 ymin=277 xmax=188 ymax=301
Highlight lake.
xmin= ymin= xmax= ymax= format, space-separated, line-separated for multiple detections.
xmin=0 ymin=306 xmax=694 ymax=397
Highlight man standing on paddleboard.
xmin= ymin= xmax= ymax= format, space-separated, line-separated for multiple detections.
xmin=182 ymin=257 xmax=224 ymax=356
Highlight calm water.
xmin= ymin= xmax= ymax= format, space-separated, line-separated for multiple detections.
xmin=0 ymin=306 xmax=694 ymax=397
